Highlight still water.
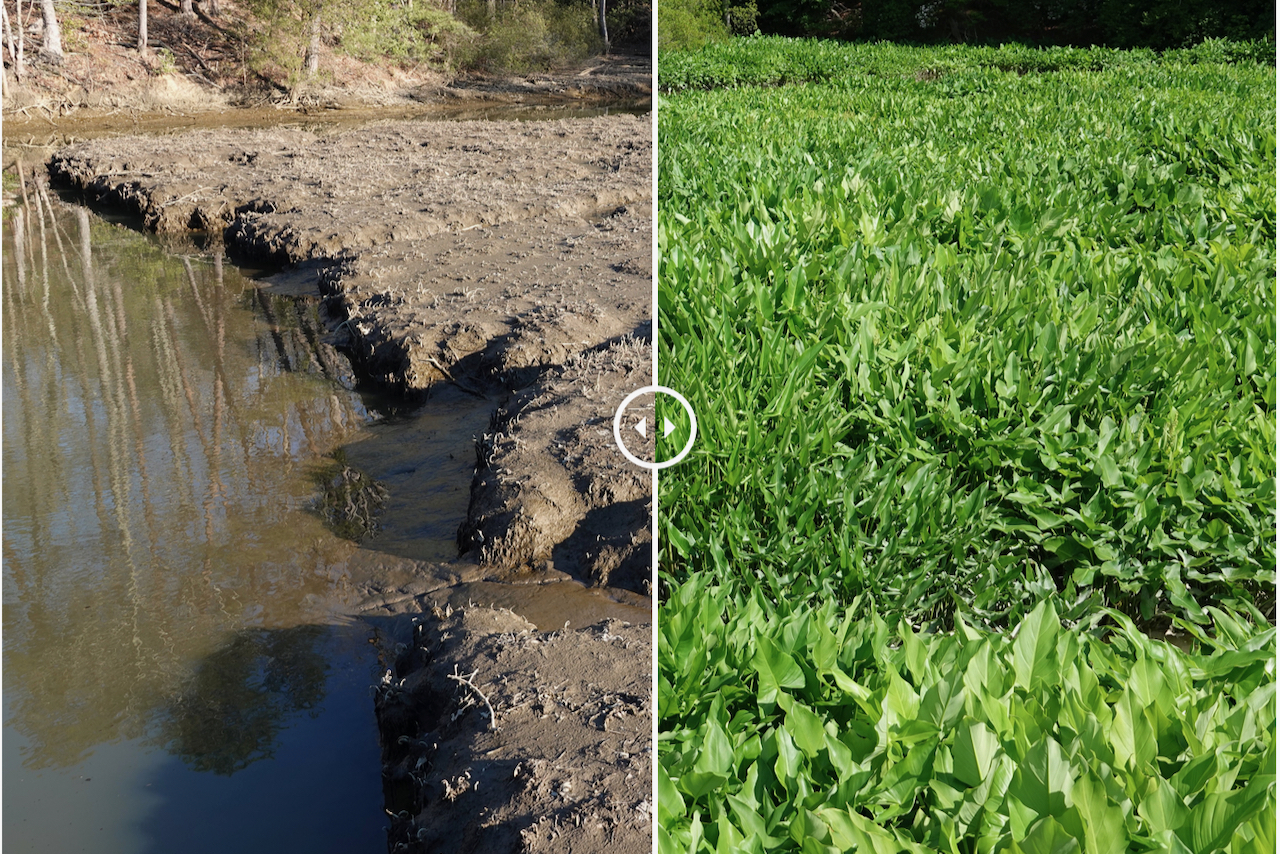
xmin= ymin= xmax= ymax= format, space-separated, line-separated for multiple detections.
xmin=2 ymin=186 xmax=393 ymax=851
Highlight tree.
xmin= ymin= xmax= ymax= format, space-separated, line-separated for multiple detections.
xmin=1 ymin=0 xmax=27 ymax=84
xmin=38 ymin=0 xmax=62 ymax=62
xmin=138 ymin=0 xmax=148 ymax=55
xmin=302 ymin=2 xmax=322 ymax=76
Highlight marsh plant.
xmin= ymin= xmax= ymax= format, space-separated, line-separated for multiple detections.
xmin=657 ymin=38 xmax=1275 ymax=854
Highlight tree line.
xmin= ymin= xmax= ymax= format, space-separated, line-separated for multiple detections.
xmin=2 ymin=0 xmax=649 ymax=91
xmin=661 ymin=0 xmax=1275 ymax=49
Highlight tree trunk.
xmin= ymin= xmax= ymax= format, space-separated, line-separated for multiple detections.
xmin=179 ymin=0 xmax=194 ymax=18
xmin=486 ymin=0 xmax=495 ymax=21
xmin=1 ymin=1 xmax=18 ymax=84
xmin=39 ymin=0 xmax=62 ymax=63
xmin=598 ymin=0 xmax=608 ymax=53
xmin=138 ymin=0 xmax=148 ymax=55
xmin=302 ymin=9 xmax=321 ymax=77
xmin=204 ymin=0 xmax=221 ymax=17
xmin=3 ymin=0 xmax=27 ymax=83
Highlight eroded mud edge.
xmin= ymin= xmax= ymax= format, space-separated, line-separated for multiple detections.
xmin=42 ymin=115 xmax=654 ymax=853
xmin=44 ymin=114 xmax=653 ymax=591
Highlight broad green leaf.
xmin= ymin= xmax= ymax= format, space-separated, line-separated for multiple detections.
xmin=659 ymin=771 xmax=686 ymax=825
xmin=789 ymin=808 xmax=830 ymax=847
xmin=727 ymin=794 xmax=788 ymax=849
xmin=778 ymin=694 xmax=827 ymax=758
xmin=1013 ymin=600 xmax=1061 ymax=691
xmin=1138 ymin=776 xmax=1190 ymax=834
xmin=1013 ymin=816 xmax=1081 ymax=854
xmin=680 ymin=770 xmax=730 ymax=801
xmin=715 ymin=814 xmax=744 ymax=854
xmin=753 ymin=634 xmax=806 ymax=706
xmin=774 ymin=726 xmax=801 ymax=792
xmin=1008 ymin=736 xmax=1075 ymax=818
xmin=952 ymin=719 xmax=1002 ymax=788
xmin=1183 ymin=772 xmax=1276 ymax=853
xmin=1110 ymin=690 xmax=1157 ymax=773
xmin=694 ymin=718 xmax=735 ymax=777
xmin=1059 ymin=771 xmax=1127 ymax=854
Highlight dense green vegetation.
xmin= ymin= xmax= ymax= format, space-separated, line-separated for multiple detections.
xmin=659 ymin=35 xmax=1276 ymax=91
xmin=659 ymin=44 xmax=1275 ymax=627
xmin=657 ymin=40 xmax=1275 ymax=852
xmin=661 ymin=581 xmax=1275 ymax=853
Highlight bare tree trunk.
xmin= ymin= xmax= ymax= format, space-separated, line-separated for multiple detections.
xmin=598 ymin=0 xmax=608 ymax=53
xmin=487 ymin=0 xmax=495 ymax=21
xmin=302 ymin=7 xmax=322 ymax=77
xmin=204 ymin=0 xmax=221 ymax=17
xmin=179 ymin=0 xmax=194 ymax=18
xmin=0 ymin=2 xmax=12 ymax=90
xmin=39 ymin=0 xmax=62 ymax=62
xmin=2 ymin=0 xmax=27 ymax=84
xmin=138 ymin=0 xmax=148 ymax=56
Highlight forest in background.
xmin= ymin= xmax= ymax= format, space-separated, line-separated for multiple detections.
xmin=659 ymin=0 xmax=1275 ymax=50
xmin=2 ymin=0 xmax=651 ymax=101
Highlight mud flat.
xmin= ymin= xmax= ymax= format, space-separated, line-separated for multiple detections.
xmin=45 ymin=112 xmax=652 ymax=852
xmin=376 ymin=606 xmax=650 ymax=854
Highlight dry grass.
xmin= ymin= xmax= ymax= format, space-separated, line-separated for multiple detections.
xmin=4 ymin=67 xmax=228 ymax=116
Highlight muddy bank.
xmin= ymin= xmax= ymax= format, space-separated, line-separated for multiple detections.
xmin=3 ymin=52 xmax=650 ymax=145
xmin=459 ymin=336 xmax=653 ymax=592
xmin=45 ymin=113 xmax=653 ymax=590
xmin=46 ymin=115 xmax=649 ymax=262
xmin=38 ymin=111 xmax=653 ymax=851
xmin=374 ymin=606 xmax=650 ymax=854
xmin=433 ymin=52 xmax=651 ymax=104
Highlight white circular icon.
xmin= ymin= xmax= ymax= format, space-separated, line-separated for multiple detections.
xmin=612 ymin=385 xmax=698 ymax=470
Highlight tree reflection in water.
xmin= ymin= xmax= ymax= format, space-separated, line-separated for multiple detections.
xmin=159 ymin=626 xmax=329 ymax=776
xmin=2 ymin=176 xmax=372 ymax=770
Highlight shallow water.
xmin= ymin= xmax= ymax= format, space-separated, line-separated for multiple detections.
xmin=2 ymin=100 xmax=651 ymax=166
xmin=2 ymin=192 xmax=391 ymax=852
xmin=3 ymin=138 xmax=653 ymax=848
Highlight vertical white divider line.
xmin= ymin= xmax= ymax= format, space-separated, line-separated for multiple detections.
xmin=650 ymin=19 xmax=661 ymax=854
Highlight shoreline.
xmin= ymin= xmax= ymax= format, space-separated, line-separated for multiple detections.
xmin=29 ymin=105 xmax=654 ymax=852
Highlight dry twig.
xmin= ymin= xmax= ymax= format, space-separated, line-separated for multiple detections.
xmin=447 ymin=665 xmax=500 ymax=731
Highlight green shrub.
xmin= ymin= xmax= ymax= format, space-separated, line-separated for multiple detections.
xmin=725 ymin=1 xmax=760 ymax=37
xmin=659 ymin=0 xmax=728 ymax=52
xmin=338 ymin=4 xmax=476 ymax=66
xmin=456 ymin=0 xmax=601 ymax=73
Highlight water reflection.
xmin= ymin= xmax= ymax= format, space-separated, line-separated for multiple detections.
xmin=2 ymin=179 xmax=373 ymax=772
xmin=159 ymin=626 xmax=329 ymax=776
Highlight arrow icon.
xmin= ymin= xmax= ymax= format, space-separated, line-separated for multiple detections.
xmin=663 ymin=417 xmax=676 ymax=438
xmin=634 ymin=417 xmax=647 ymax=438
